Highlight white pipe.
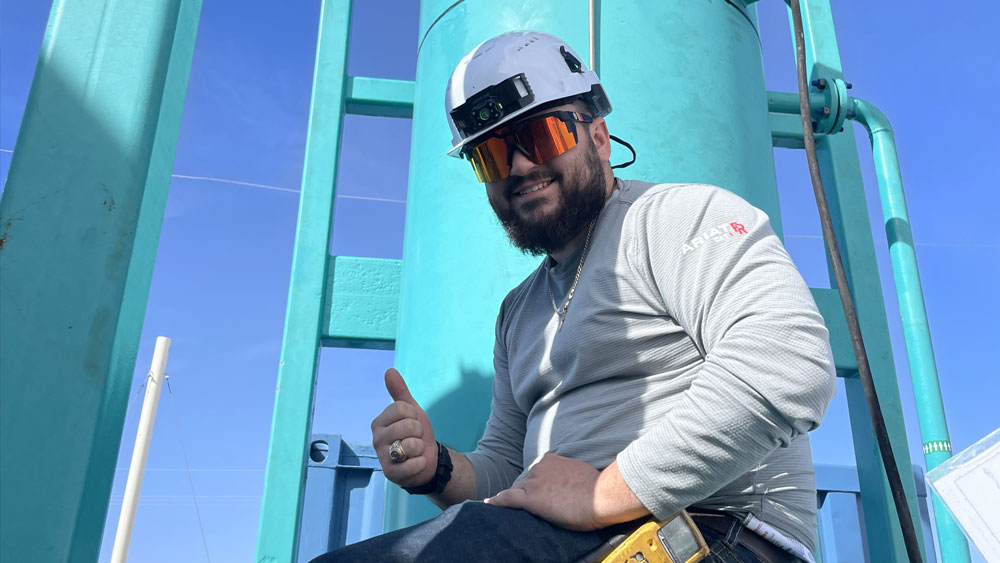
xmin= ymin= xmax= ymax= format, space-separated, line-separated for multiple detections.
xmin=589 ymin=0 xmax=596 ymax=71
xmin=110 ymin=336 xmax=171 ymax=563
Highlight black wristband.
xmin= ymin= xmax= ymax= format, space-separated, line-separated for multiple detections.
xmin=403 ymin=441 xmax=453 ymax=495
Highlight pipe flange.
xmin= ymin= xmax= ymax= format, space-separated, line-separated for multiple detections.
xmin=829 ymin=77 xmax=850 ymax=133
xmin=811 ymin=76 xmax=848 ymax=135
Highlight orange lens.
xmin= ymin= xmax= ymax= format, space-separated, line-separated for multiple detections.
xmin=468 ymin=136 xmax=510 ymax=183
xmin=465 ymin=114 xmax=582 ymax=183
xmin=517 ymin=115 xmax=577 ymax=166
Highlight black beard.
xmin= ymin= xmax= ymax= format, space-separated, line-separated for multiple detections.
xmin=490 ymin=141 xmax=607 ymax=256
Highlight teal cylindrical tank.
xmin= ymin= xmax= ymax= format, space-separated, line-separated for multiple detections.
xmin=390 ymin=0 xmax=780 ymax=529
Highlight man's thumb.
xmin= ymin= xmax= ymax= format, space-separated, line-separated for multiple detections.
xmin=385 ymin=368 xmax=418 ymax=406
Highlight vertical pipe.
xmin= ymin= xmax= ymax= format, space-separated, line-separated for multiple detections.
xmin=0 ymin=2 xmax=201 ymax=561
xmin=110 ymin=337 xmax=171 ymax=563
xmin=588 ymin=0 xmax=596 ymax=71
xmin=851 ymin=98 xmax=971 ymax=563
xmin=255 ymin=1 xmax=351 ymax=560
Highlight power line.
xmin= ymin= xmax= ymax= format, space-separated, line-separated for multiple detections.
xmin=2 ymin=147 xmax=995 ymax=247
xmin=334 ymin=193 xmax=407 ymax=204
xmin=115 ymin=467 xmax=263 ymax=472
xmin=108 ymin=496 xmax=260 ymax=508
xmin=122 ymin=377 xmax=149 ymax=425
xmin=170 ymin=173 xmax=407 ymax=203
xmin=171 ymin=173 xmax=408 ymax=203
xmin=111 ymin=495 xmax=259 ymax=500
xmin=165 ymin=375 xmax=213 ymax=563
xmin=171 ymin=173 xmax=297 ymax=194
xmin=1 ymin=147 xmax=406 ymax=203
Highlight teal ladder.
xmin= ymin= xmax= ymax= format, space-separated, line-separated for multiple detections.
xmin=254 ymin=1 xmax=413 ymax=561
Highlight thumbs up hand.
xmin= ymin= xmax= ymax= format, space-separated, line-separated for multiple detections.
xmin=371 ymin=368 xmax=438 ymax=488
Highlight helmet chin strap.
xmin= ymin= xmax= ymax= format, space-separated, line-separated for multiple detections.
xmin=609 ymin=135 xmax=637 ymax=169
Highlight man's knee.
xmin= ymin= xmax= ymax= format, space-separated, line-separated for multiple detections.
xmin=438 ymin=500 xmax=501 ymax=527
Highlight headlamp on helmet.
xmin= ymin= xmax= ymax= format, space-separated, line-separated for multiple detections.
xmin=451 ymin=73 xmax=534 ymax=139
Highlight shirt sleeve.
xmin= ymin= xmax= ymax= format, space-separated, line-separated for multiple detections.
xmin=464 ymin=298 xmax=528 ymax=499
xmin=616 ymin=184 xmax=837 ymax=519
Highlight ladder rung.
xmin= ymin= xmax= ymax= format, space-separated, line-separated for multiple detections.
xmin=321 ymin=255 xmax=401 ymax=349
xmin=345 ymin=76 xmax=414 ymax=118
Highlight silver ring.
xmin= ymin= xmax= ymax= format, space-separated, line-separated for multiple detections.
xmin=388 ymin=440 xmax=407 ymax=463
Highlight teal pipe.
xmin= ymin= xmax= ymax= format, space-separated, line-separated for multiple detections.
xmin=850 ymin=98 xmax=971 ymax=563
xmin=767 ymin=90 xmax=826 ymax=116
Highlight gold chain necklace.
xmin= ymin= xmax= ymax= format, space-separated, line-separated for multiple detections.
xmin=545 ymin=180 xmax=618 ymax=333
xmin=546 ymin=214 xmax=598 ymax=333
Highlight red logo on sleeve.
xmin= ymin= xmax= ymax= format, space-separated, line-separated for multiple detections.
xmin=682 ymin=221 xmax=750 ymax=255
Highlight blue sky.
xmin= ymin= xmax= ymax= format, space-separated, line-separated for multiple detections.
xmin=1 ymin=1 xmax=997 ymax=562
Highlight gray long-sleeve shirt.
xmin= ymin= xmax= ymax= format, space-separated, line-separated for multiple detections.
xmin=464 ymin=180 xmax=837 ymax=550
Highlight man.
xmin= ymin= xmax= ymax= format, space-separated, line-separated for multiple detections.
xmin=312 ymin=31 xmax=835 ymax=563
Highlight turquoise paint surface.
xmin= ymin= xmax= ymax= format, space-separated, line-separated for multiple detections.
xmin=811 ymin=288 xmax=858 ymax=374
xmin=255 ymin=0 xmax=352 ymax=560
xmin=0 ymin=0 xmax=201 ymax=560
xmin=256 ymin=5 xmax=417 ymax=560
xmin=323 ymin=256 xmax=402 ymax=348
xmin=345 ymin=77 xmax=415 ymax=118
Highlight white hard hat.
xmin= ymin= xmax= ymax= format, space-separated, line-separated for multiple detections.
xmin=445 ymin=30 xmax=611 ymax=158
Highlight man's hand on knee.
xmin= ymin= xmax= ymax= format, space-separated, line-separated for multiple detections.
xmin=485 ymin=453 xmax=650 ymax=532
xmin=485 ymin=453 xmax=604 ymax=531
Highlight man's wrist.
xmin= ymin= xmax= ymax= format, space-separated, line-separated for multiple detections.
xmin=403 ymin=442 xmax=453 ymax=495
xmin=593 ymin=460 xmax=650 ymax=527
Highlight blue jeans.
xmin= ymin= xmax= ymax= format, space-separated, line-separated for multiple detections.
xmin=697 ymin=517 xmax=770 ymax=563
xmin=307 ymin=501 xmax=767 ymax=563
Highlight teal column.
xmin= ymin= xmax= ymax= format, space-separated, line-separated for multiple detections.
xmin=599 ymin=1 xmax=782 ymax=234
xmin=0 ymin=1 xmax=201 ymax=561
xmin=390 ymin=0 xmax=780 ymax=529
xmin=255 ymin=1 xmax=352 ymax=561
xmin=790 ymin=1 xmax=924 ymax=560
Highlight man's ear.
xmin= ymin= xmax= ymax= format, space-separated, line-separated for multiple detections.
xmin=590 ymin=117 xmax=612 ymax=162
